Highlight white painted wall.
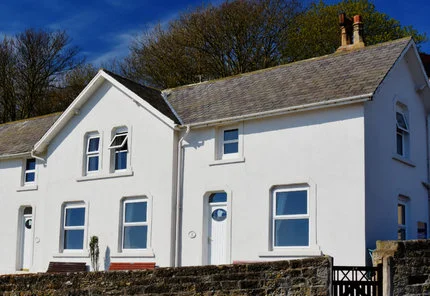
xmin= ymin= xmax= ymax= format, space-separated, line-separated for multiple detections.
xmin=180 ymin=104 xmax=367 ymax=266
xmin=1 ymin=50 xmax=428 ymax=275
xmin=364 ymin=48 xmax=430 ymax=251
xmin=0 ymin=79 xmax=177 ymax=274
xmin=0 ymin=157 xmax=42 ymax=274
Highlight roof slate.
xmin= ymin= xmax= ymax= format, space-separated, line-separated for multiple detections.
xmin=104 ymin=70 xmax=181 ymax=124
xmin=166 ymin=37 xmax=411 ymax=124
xmin=0 ymin=113 xmax=61 ymax=156
xmin=0 ymin=37 xmax=413 ymax=157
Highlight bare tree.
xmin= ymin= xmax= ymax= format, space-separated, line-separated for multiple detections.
xmin=0 ymin=29 xmax=83 ymax=123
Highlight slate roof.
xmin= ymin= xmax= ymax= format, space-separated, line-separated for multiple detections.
xmin=0 ymin=113 xmax=61 ymax=156
xmin=0 ymin=37 xmax=413 ymax=156
xmin=166 ymin=37 xmax=412 ymax=124
xmin=104 ymin=70 xmax=181 ymax=124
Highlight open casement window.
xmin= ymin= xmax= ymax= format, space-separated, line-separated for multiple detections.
xmin=63 ymin=205 xmax=86 ymax=250
xmin=24 ymin=158 xmax=36 ymax=184
xmin=86 ymin=134 xmax=100 ymax=173
xmin=395 ymin=105 xmax=409 ymax=157
xmin=109 ymin=129 xmax=128 ymax=171
xmin=273 ymin=188 xmax=309 ymax=247
xmin=122 ymin=199 xmax=148 ymax=250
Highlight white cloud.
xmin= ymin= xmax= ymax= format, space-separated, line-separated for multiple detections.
xmin=48 ymin=11 xmax=99 ymax=33
xmin=90 ymin=31 xmax=136 ymax=66
xmin=90 ymin=12 xmax=179 ymax=66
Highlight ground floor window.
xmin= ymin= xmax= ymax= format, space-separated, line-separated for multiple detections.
xmin=273 ymin=187 xmax=309 ymax=247
xmin=397 ymin=197 xmax=408 ymax=240
xmin=63 ymin=204 xmax=86 ymax=250
xmin=122 ymin=198 xmax=148 ymax=249
xmin=417 ymin=221 xmax=427 ymax=239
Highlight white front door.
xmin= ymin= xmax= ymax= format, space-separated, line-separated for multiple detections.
xmin=21 ymin=214 xmax=33 ymax=270
xmin=208 ymin=203 xmax=228 ymax=265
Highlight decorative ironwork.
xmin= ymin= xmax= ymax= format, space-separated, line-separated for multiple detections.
xmin=332 ymin=265 xmax=382 ymax=296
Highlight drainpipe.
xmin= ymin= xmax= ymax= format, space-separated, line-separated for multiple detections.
xmin=30 ymin=149 xmax=46 ymax=163
xmin=174 ymin=125 xmax=190 ymax=267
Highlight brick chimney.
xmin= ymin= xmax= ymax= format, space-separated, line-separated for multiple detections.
xmin=337 ymin=13 xmax=365 ymax=52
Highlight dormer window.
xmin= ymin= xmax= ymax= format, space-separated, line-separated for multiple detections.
xmin=109 ymin=127 xmax=128 ymax=171
xmin=86 ymin=134 xmax=100 ymax=174
xmin=24 ymin=159 xmax=36 ymax=184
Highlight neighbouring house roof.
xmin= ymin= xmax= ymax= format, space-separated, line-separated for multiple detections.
xmin=0 ymin=113 xmax=61 ymax=157
xmin=165 ymin=37 xmax=412 ymax=125
xmin=103 ymin=70 xmax=181 ymax=124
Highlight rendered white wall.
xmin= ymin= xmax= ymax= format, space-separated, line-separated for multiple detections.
xmin=364 ymin=49 xmax=430 ymax=250
xmin=180 ymin=104 xmax=367 ymax=266
xmin=0 ymin=158 xmax=42 ymax=274
xmin=0 ymin=79 xmax=177 ymax=274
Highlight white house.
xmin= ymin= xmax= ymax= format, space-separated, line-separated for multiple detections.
xmin=0 ymin=29 xmax=429 ymax=274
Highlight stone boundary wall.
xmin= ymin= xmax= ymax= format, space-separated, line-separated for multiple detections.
xmin=0 ymin=257 xmax=331 ymax=296
xmin=373 ymin=239 xmax=430 ymax=296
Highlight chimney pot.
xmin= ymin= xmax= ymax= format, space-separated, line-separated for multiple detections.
xmin=353 ymin=15 xmax=362 ymax=24
xmin=337 ymin=13 xmax=365 ymax=52
xmin=353 ymin=15 xmax=365 ymax=48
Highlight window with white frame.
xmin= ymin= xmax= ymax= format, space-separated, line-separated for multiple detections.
xmin=417 ymin=221 xmax=427 ymax=239
xmin=24 ymin=158 xmax=36 ymax=184
xmin=217 ymin=126 xmax=242 ymax=160
xmin=109 ymin=127 xmax=128 ymax=171
xmin=62 ymin=204 xmax=86 ymax=250
xmin=122 ymin=199 xmax=148 ymax=250
xmin=273 ymin=187 xmax=309 ymax=247
xmin=397 ymin=198 xmax=408 ymax=240
xmin=396 ymin=103 xmax=409 ymax=158
xmin=85 ymin=133 xmax=100 ymax=173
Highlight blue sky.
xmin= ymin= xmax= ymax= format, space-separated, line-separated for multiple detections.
xmin=0 ymin=0 xmax=428 ymax=67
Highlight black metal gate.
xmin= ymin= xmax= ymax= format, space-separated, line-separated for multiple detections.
xmin=332 ymin=265 xmax=382 ymax=296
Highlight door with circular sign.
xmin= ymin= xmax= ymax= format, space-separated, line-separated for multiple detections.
xmin=208 ymin=200 xmax=228 ymax=265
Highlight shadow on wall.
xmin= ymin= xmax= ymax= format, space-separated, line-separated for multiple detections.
xmin=104 ymin=246 xmax=111 ymax=271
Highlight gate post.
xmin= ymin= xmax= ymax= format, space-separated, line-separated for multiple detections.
xmin=382 ymin=257 xmax=393 ymax=296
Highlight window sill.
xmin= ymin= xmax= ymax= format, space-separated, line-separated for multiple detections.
xmin=16 ymin=185 xmax=38 ymax=192
xmin=76 ymin=170 xmax=134 ymax=182
xmin=209 ymin=157 xmax=245 ymax=166
xmin=53 ymin=252 xmax=90 ymax=258
xmin=392 ymin=154 xmax=416 ymax=167
xmin=111 ymin=249 xmax=155 ymax=258
xmin=258 ymin=247 xmax=322 ymax=258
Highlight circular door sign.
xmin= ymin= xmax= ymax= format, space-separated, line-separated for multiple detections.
xmin=212 ymin=208 xmax=227 ymax=221
xmin=25 ymin=219 xmax=32 ymax=229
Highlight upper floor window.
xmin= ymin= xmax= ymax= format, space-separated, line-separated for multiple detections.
xmin=86 ymin=133 xmax=100 ymax=173
xmin=223 ymin=129 xmax=239 ymax=156
xmin=216 ymin=125 xmax=243 ymax=161
xmin=63 ymin=204 xmax=86 ymax=250
xmin=273 ymin=187 xmax=309 ymax=247
xmin=396 ymin=103 xmax=409 ymax=158
xmin=122 ymin=198 xmax=148 ymax=250
xmin=109 ymin=127 xmax=128 ymax=171
xmin=24 ymin=158 xmax=36 ymax=184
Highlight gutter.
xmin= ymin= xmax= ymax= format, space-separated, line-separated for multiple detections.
xmin=31 ymin=149 xmax=46 ymax=163
xmin=174 ymin=125 xmax=190 ymax=267
xmin=0 ymin=152 xmax=31 ymax=160
xmin=185 ymin=93 xmax=373 ymax=128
